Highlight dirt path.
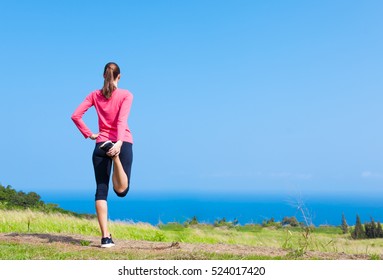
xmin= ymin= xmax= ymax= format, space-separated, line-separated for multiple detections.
xmin=0 ymin=233 xmax=371 ymax=260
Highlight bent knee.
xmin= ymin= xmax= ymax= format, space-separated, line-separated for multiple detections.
xmin=114 ymin=186 xmax=129 ymax=197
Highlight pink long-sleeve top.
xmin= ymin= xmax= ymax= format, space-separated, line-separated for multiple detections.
xmin=71 ymin=88 xmax=133 ymax=144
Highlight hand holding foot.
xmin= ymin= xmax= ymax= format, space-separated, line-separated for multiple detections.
xmin=107 ymin=140 xmax=122 ymax=157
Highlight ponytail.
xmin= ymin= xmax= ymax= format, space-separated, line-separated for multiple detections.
xmin=102 ymin=62 xmax=120 ymax=99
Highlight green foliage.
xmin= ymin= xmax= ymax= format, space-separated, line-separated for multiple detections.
xmin=364 ymin=218 xmax=383 ymax=239
xmin=351 ymin=215 xmax=366 ymax=239
xmin=152 ymin=231 xmax=165 ymax=242
xmin=281 ymin=229 xmax=293 ymax=250
xmin=80 ymin=240 xmax=91 ymax=246
xmin=369 ymin=254 xmax=381 ymax=260
xmin=159 ymin=222 xmax=185 ymax=231
xmin=377 ymin=222 xmax=383 ymax=238
xmin=0 ymin=184 xmax=42 ymax=209
xmin=351 ymin=216 xmax=383 ymax=240
xmin=297 ymin=226 xmax=312 ymax=255
xmin=184 ymin=216 xmax=199 ymax=227
xmin=213 ymin=217 xmax=238 ymax=228
xmin=0 ymin=184 xmax=95 ymax=219
xmin=282 ymin=216 xmax=299 ymax=227
xmin=341 ymin=213 xmax=349 ymax=234
xmin=365 ymin=218 xmax=377 ymax=239
xmin=262 ymin=217 xmax=281 ymax=228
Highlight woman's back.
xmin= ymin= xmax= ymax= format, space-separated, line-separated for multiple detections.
xmin=71 ymin=88 xmax=133 ymax=144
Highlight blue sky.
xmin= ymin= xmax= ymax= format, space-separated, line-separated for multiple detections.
xmin=1 ymin=0 xmax=382 ymax=201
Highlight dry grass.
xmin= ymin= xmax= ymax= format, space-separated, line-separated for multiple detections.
xmin=1 ymin=209 xmax=383 ymax=259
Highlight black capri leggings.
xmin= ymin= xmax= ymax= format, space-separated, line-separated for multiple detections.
xmin=92 ymin=141 xmax=133 ymax=201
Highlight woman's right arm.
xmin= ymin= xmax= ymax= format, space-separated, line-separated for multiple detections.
xmin=71 ymin=94 xmax=94 ymax=139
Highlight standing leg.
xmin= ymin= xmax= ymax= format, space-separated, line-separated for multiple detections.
xmin=93 ymin=144 xmax=112 ymax=238
xmin=95 ymin=200 xmax=109 ymax=238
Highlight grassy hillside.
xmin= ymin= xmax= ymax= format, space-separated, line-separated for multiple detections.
xmin=1 ymin=209 xmax=383 ymax=260
xmin=1 ymin=185 xmax=382 ymax=260
xmin=0 ymin=184 xmax=95 ymax=219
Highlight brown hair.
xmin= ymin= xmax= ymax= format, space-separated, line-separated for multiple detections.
xmin=102 ymin=62 xmax=120 ymax=99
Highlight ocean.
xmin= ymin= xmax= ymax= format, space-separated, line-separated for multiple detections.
xmin=40 ymin=191 xmax=383 ymax=227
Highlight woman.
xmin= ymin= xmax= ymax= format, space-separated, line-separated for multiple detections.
xmin=71 ymin=62 xmax=133 ymax=248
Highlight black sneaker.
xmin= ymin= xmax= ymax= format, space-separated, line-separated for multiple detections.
xmin=101 ymin=235 xmax=115 ymax=248
xmin=99 ymin=141 xmax=114 ymax=153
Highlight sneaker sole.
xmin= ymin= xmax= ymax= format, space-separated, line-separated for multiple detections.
xmin=101 ymin=243 xmax=115 ymax=248
xmin=99 ymin=141 xmax=114 ymax=152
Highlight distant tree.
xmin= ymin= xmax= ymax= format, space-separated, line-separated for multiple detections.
xmin=262 ymin=217 xmax=276 ymax=227
xmin=351 ymin=215 xmax=365 ymax=239
xmin=282 ymin=216 xmax=299 ymax=227
xmin=214 ymin=217 xmax=238 ymax=228
xmin=216 ymin=217 xmax=227 ymax=226
xmin=0 ymin=185 xmax=21 ymax=206
xmin=0 ymin=185 xmax=17 ymax=203
xmin=25 ymin=192 xmax=42 ymax=207
xmin=377 ymin=222 xmax=383 ymax=238
xmin=0 ymin=186 xmax=43 ymax=208
xmin=214 ymin=217 xmax=224 ymax=227
xmin=371 ymin=218 xmax=377 ymax=238
xmin=183 ymin=216 xmax=199 ymax=227
xmin=364 ymin=222 xmax=372 ymax=238
xmin=341 ymin=213 xmax=349 ymax=234
xmin=365 ymin=218 xmax=378 ymax=239
xmin=190 ymin=216 xmax=199 ymax=225
xmin=0 ymin=184 xmax=95 ymax=218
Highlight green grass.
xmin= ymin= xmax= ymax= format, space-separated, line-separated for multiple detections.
xmin=1 ymin=209 xmax=383 ymax=260
xmin=0 ymin=240 xmax=286 ymax=260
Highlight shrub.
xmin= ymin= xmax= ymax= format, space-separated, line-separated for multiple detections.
xmin=214 ymin=217 xmax=237 ymax=228
xmin=282 ymin=216 xmax=299 ymax=227
xmin=184 ymin=216 xmax=199 ymax=227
